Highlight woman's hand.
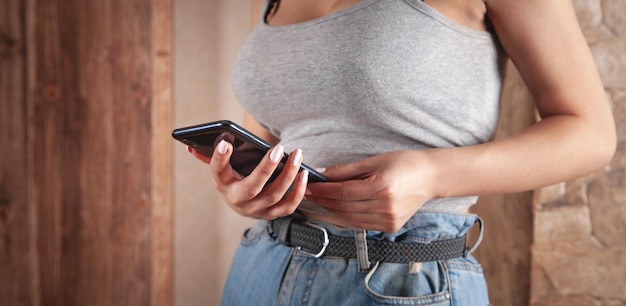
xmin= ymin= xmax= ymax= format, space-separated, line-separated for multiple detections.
xmin=188 ymin=140 xmax=309 ymax=219
xmin=306 ymin=150 xmax=437 ymax=232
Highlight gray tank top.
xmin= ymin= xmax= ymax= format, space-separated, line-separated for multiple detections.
xmin=232 ymin=0 xmax=506 ymax=216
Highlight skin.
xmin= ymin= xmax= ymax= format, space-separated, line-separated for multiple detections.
xmin=190 ymin=0 xmax=616 ymax=232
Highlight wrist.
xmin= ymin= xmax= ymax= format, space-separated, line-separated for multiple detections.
xmin=418 ymin=148 xmax=454 ymax=199
xmin=403 ymin=149 xmax=446 ymax=200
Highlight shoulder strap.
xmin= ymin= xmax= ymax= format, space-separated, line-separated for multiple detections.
xmin=264 ymin=0 xmax=281 ymax=23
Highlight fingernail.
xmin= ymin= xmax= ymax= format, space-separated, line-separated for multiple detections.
xmin=186 ymin=145 xmax=192 ymax=153
xmin=269 ymin=145 xmax=284 ymax=163
xmin=291 ymin=149 xmax=302 ymax=166
xmin=314 ymin=167 xmax=326 ymax=173
xmin=217 ymin=140 xmax=228 ymax=154
xmin=301 ymin=170 xmax=309 ymax=184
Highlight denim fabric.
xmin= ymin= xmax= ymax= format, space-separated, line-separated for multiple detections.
xmin=221 ymin=212 xmax=490 ymax=306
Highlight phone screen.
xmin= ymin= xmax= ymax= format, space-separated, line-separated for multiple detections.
xmin=181 ymin=130 xmax=280 ymax=180
xmin=172 ymin=120 xmax=326 ymax=183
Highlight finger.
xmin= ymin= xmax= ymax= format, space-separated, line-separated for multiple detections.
xmin=352 ymin=213 xmax=411 ymax=233
xmin=306 ymin=195 xmax=374 ymax=214
xmin=188 ymin=146 xmax=212 ymax=164
xmin=229 ymin=146 xmax=300 ymax=214
xmin=355 ymin=221 xmax=401 ymax=233
xmin=305 ymin=195 xmax=405 ymax=222
xmin=239 ymin=145 xmax=285 ymax=198
xmin=246 ymin=148 xmax=303 ymax=212
xmin=308 ymin=201 xmax=409 ymax=233
xmin=321 ymin=157 xmax=378 ymax=181
xmin=209 ymin=140 xmax=236 ymax=184
xmin=260 ymin=148 xmax=303 ymax=200
xmin=263 ymin=169 xmax=309 ymax=220
xmin=307 ymin=174 xmax=384 ymax=202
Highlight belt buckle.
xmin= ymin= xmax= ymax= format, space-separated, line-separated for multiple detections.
xmin=297 ymin=222 xmax=330 ymax=258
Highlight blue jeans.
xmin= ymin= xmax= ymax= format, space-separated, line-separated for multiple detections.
xmin=221 ymin=212 xmax=490 ymax=306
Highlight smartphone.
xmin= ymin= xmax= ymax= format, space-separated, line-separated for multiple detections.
xmin=172 ymin=120 xmax=327 ymax=183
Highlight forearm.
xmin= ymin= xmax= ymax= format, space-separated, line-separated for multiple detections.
xmin=427 ymin=0 xmax=618 ymax=200
xmin=427 ymin=114 xmax=615 ymax=199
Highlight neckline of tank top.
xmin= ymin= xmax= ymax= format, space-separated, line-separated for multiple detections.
xmin=259 ymin=0 xmax=494 ymax=40
xmin=259 ymin=0 xmax=380 ymax=30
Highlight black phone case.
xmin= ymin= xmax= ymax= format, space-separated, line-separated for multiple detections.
xmin=172 ymin=120 xmax=327 ymax=183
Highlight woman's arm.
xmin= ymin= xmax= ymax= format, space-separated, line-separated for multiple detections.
xmin=431 ymin=0 xmax=615 ymax=197
xmin=306 ymin=0 xmax=616 ymax=232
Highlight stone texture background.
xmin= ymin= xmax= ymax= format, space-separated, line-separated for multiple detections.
xmin=531 ymin=0 xmax=626 ymax=305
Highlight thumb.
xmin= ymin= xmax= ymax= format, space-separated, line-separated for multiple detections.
xmin=322 ymin=158 xmax=376 ymax=181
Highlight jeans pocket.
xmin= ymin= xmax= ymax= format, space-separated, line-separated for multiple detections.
xmin=363 ymin=261 xmax=452 ymax=305
xmin=443 ymin=255 xmax=490 ymax=306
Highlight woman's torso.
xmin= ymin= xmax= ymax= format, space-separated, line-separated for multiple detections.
xmin=232 ymin=0 xmax=506 ymax=227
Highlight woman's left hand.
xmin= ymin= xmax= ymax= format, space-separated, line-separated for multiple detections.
xmin=305 ymin=150 xmax=437 ymax=232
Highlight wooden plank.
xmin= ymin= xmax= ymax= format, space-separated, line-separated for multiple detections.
xmin=25 ymin=0 xmax=172 ymax=305
xmin=0 ymin=0 xmax=36 ymax=305
xmin=106 ymin=1 xmax=153 ymax=304
xmin=29 ymin=1 xmax=93 ymax=304
xmin=150 ymin=0 xmax=174 ymax=304
xmin=59 ymin=1 xmax=114 ymax=304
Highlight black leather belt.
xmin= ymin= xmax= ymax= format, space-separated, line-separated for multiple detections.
xmin=269 ymin=217 xmax=468 ymax=263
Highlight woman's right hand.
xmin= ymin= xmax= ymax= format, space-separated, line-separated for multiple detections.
xmin=188 ymin=140 xmax=309 ymax=219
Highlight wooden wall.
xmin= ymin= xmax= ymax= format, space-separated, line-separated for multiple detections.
xmin=0 ymin=0 xmax=173 ymax=305
xmin=1 ymin=0 xmax=31 ymax=304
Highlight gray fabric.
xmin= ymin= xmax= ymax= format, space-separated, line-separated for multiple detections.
xmin=231 ymin=0 xmax=506 ymax=214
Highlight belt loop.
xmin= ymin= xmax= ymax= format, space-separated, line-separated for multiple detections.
xmin=465 ymin=216 xmax=484 ymax=256
xmin=275 ymin=217 xmax=293 ymax=246
xmin=266 ymin=220 xmax=276 ymax=238
xmin=354 ymin=228 xmax=371 ymax=272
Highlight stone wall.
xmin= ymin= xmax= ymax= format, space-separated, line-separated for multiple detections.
xmin=530 ymin=1 xmax=626 ymax=305
xmin=470 ymin=61 xmax=536 ymax=305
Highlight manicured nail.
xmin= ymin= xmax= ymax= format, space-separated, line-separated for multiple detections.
xmin=291 ymin=149 xmax=302 ymax=166
xmin=301 ymin=170 xmax=309 ymax=184
xmin=269 ymin=145 xmax=284 ymax=163
xmin=217 ymin=140 xmax=228 ymax=154
xmin=186 ymin=145 xmax=192 ymax=153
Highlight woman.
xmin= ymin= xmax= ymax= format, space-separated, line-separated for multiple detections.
xmin=189 ymin=0 xmax=616 ymax=304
